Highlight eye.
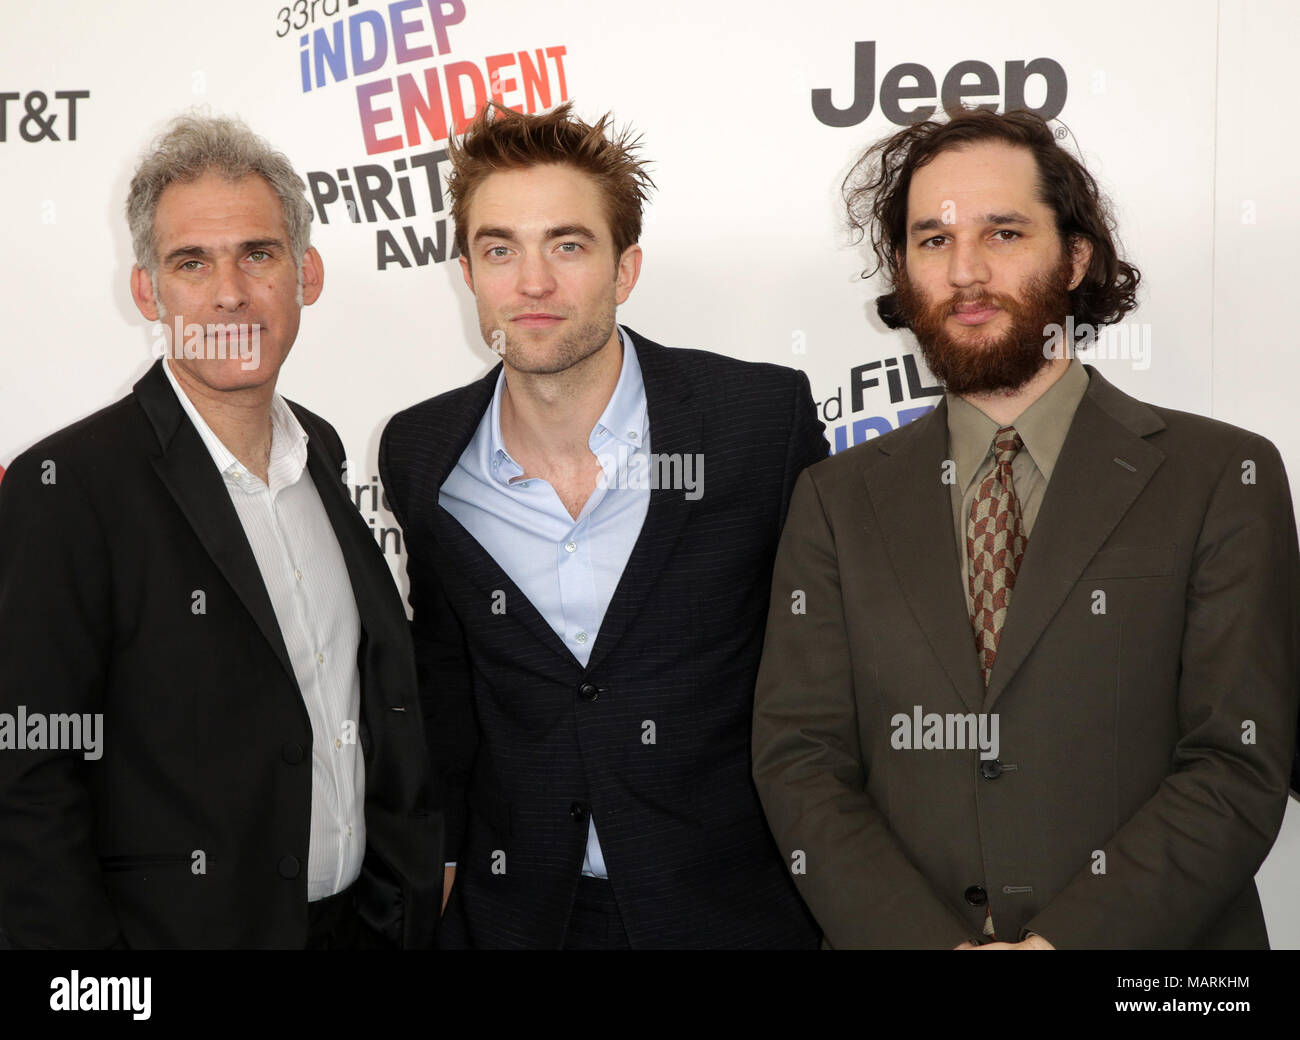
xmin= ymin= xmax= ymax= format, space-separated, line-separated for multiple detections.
xmin=247 ymin=249 xmax=270 ymax=262
xmin=919 ymin=235 xmax=947 ymax=249
xmin=179 ymin=260 xmax=203 ymax=271
xmin=486 ymin=245 xmax=510 ymax=259
xmin=992 ymin=229 xmax=1022 ymax=242
xmin=557 ymin=241 xmax=582 ymax=253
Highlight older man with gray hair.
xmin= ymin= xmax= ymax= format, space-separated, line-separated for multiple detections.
xmin=0 ymin=114 xmax=443 ymax=949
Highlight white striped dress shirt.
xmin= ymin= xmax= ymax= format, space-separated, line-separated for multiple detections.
xmin=163 ymin=360 xmax=365 ymax=901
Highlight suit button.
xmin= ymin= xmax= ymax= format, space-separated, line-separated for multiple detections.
xmin=569 ymin=802 xmax=587 ymax=822
xmin=578 ymin=682 xmax=600 ymax=702
xmin=278 ymin=855 xmax=301 ymax=879
xmin=281 ymin=741 xmax=304 ymax=765
xmin=964 ymin=885 xmax=987 ymax=906
xmin=980 ymin=759 xmax=1003 ymax=779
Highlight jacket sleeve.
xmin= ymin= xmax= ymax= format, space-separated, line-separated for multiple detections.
xmin=1025 ymin=432 xmax=1300 ymax=947
xmin=379 ymin=421 xmax=477 ymax=862
xmin=778 ymin=369 xmax=829 ymax=526
xmin=752 ymin=467 xmax=981 ymax=948
xmin=0 ymin=451 xmax=124 ymax=948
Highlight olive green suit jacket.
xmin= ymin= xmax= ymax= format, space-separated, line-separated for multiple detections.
xmin=752 ymin=366 xmax=1300 ymax=949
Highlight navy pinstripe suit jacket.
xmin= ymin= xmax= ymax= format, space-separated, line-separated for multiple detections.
xmin=379 ymin=328 xmax=827 ymax=948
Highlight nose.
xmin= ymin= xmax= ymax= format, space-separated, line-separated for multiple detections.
xmin=211 ymin=259 xmax=249 ymax=312
xmin=514 ymin=248 xmax=557 ymax=298
xmin=946 ymin=235 xmax=990 ymax=290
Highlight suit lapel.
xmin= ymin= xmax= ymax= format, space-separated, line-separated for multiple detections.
xmin=134 ymin=360 xmax=296 ymax=685
xmin=585 ymin=331 xmax=702 ymax=674
xmin=983 ymin=367 xmax=1166 ymax=709
xmin=300 ymin=424 xmax=423 ymax=772
xmin=863 ymin=399 xmax=987 ymax=712
xmin=436 ymin=506 xmax=581 ymax=666
xmin=415 ymin=332 xmax=703 ymax=676
xmin=301 ymin=426 xmax=394 ymax=658
xmin=418 ymin=365 xmax=584 ymax=668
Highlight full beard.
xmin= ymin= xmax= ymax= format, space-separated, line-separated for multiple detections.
xmin=896 ymin=253 xmax=1075 ymax=396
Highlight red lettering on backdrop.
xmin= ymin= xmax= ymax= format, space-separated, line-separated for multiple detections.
xmin=357 ymin=81 xmax=404 ymax=154
xmin=545 ymin=45 xmax=568 ymax=97
xmin=485 ymin=53 xmax=522 ymax=113
xmin=444 ymin=61 xmax=487 ymax=133
xmin=397 ymin=68 xmax=450 ymax=146
xmin=519 ymin=49 xmax=552 ymax=111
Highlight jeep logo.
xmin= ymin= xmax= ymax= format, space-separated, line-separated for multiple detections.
xmin=812 ymin=41 xmax=1068 ymax=127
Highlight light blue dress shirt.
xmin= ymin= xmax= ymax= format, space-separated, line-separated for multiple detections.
xmin=439 ymin=327 xmax=651 ymax=878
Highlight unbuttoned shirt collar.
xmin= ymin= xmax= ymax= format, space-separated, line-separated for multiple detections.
xmin=946 ymin=358 xmax=1089 ymax=494
xmin=484 ymin=326 xmax=648 ymax=490
xmin=163 ymin=358 xmax=310 ymax=495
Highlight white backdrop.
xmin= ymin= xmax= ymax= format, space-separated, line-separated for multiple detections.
xmin=2 ymin=0 xmax=1297 ymax=945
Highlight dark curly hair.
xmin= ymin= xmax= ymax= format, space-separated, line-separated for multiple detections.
xmin=844 ymin=108 xmax=1140 ymax=329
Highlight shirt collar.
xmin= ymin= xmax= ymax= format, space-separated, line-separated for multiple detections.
xmin=946 ymin=359 xmax=1089 ymax=492
xmin=485 ymin=325 xmax=647 ymax=486
xmin=162 ymin=358 xmax=309 ymax=493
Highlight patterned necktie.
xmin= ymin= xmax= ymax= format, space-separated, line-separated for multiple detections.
xmin=967 ymin=426 xmax=1027 ymax=686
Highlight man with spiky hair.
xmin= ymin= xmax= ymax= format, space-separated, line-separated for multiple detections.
xmin=752 ymin=108 xmax=1300 ymax=949
xmin=380 ymin=101 xmax=826 ymax=948
xmin=0 ymin=115 xmax=443 ymax=949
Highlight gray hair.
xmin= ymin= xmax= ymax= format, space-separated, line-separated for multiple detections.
xmin=126 ymin=114 xmax=313 ymax=279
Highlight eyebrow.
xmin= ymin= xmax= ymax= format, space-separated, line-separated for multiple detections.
xmin=238 ymin=238 xmax=284 ymax=253
xmin=547 ymin=224 xmax=597 ymax=241
xmin=472 ymin=224 xmax=599 ymax=245
xmin=908 ymin=211 xmax=1035 ymax=235
xmin=162 ymin=239 xmax=285 ymax=265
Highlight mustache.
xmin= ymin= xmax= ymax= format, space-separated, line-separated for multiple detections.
xmin=943 ymin=291 xmax=1010 ymax=314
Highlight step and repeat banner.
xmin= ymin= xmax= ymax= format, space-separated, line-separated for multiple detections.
xmin=2 ymin=0 xmax=1298 ymax=944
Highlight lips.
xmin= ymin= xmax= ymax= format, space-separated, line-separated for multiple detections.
xmin=193 ymin=321 xmax=263 ymax=336
xmin=512 ymin=313 xmax=564 ymax=328
xmin=950 ymin=301 xmax=1001 ymax=326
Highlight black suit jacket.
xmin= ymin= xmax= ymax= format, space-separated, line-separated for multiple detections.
xmin=379 ymin=328 xmax=827 ymax=948
xmin=0 ymin=360 xmax=443 ymax=949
